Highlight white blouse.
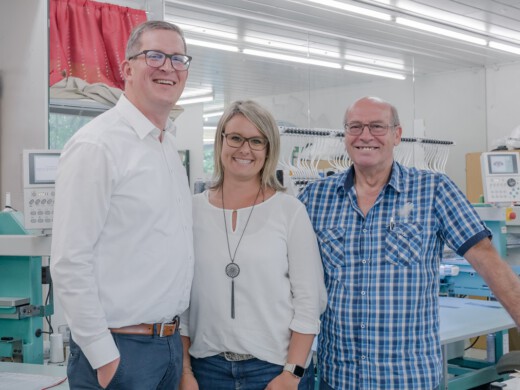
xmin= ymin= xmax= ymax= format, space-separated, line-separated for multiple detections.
xmin=181 ymin=191 xmax=326 ymax=366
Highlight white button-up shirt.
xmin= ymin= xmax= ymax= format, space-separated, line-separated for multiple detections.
xmin=51 ymin=95 xmax=194 ymax=369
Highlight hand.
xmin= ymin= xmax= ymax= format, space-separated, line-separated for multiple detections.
xmin=179 ymin=370 xmax=199 ymax=390
xmin=97 ymin=357 xmax=120 ymax=389
xmin=265 ymin=370 xmax=300 ymax=390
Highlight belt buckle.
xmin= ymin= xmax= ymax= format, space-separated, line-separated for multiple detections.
xmin=159 ymin=316 xmax=179 ymax=337
xmin=159 ymin=322 xmax=167 ymax=337
xmin=221 ymin=351 xmax=254 ymax=361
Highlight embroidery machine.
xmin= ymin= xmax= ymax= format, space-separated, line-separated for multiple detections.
xmin=439 ymin=151 xmax=520 ymax=389
xmin=0 ymin=150 xmax=58 ymax=363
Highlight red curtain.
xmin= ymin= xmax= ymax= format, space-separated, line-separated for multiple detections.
xmin=49 ymin=0 xmax=147 ymax=89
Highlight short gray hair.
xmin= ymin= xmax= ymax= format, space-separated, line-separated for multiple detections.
xmin=125 ymin=20 xmax=187 ymax=59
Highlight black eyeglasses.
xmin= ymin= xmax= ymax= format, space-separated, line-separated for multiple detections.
xmin=344 ymin=122 xmax=396 ymax=136
xmin=222 ymin=133 xmax=268 ymax=151
xmin=128 ymin=50 xmax=192 ymax=71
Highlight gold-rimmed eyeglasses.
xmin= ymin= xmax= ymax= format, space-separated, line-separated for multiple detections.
xmin=222 ymin=133 xmax=268 ymax=151
xmin=128 ymin=50 xmax=192 ymax=71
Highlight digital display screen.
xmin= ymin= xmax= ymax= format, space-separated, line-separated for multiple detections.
xmin=487 ymin=154 xmax=518 ymax=175
xmin=29 ymin=153 xmax=60 ymax=185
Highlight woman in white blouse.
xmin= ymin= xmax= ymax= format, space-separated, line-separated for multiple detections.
xmin=180 ymin=100 xmax=326 ymax=390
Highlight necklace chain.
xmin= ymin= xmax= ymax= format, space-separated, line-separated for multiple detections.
xmin=222 ymin=185 xmax=262 ymax=266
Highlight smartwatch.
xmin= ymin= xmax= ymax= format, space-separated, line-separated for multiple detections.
xmin=283 ymin=363 xmax=305 ymax=378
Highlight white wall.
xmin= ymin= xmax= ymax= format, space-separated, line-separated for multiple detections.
xmin=414 ymin=68 xmax=487 ymax=191
xmin=486 ymin=62 xmax=520 ymax=147
xmin=0 ymin=0 xmax=48 ymax=211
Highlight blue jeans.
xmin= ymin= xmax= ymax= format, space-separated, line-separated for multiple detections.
xmin=191 ymin=354 xmax=315 ymax=390
xmin=68 ymin=331 xmax=182 ymax=389
xmin=319 ymin=378 xmax=334 ymax=390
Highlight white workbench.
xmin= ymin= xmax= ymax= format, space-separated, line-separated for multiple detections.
xmin=439 ymin=296 xmax=516 ymax=390
xmin=0 ymin=361 xmax=67 ymax=389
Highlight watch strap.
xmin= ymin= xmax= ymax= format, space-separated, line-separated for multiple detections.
xmin=283 ymin=362 xmax=305 ymax=378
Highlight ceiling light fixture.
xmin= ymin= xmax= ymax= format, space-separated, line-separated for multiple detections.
xmin=181 ymin=88 xmax=213 ymax=99
xmin=343 ymin=64 xmax=406 ymax=80
xmin=345 ymin=54 xmax=405 ymax=70
xmin=396 ymin=17 xmax=487 ymax=46
xmin=489 ymin=27 xmax=520 ymax=43
xmin=185 ymin=38 xmax=239 ymax=52
xmin=245 ymin=36 xmax=340 ymax=58
xmin=489 ymin=41 xmax=520 ymax=55
xmin=304 ymin=0 xmax=392 ymax=21
xmin=203 ymin=111 xmax=224 ymax=120
xmin=243 ymin=49 xmax=341 ymax=69
xmin=392 ymin=1 xmax=485 ymax=32
xmin=178 ymin=96 xmax=214 ymax=105
xmin=174 ymin=22 xmax=237 ymax=40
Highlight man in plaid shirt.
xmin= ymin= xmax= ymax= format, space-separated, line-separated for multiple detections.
xmin=298 ymin=96 xmax=520 ymax=389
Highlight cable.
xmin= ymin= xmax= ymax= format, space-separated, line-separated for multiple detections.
xmin=465 ymin=336 xmax=480 ymax=351
xmin=43 ymin=279 xmax=54 ymax=334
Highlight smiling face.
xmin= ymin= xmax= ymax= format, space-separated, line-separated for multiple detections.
xmin=221 ymin=114 xmax=267 ymax=183
xmin=122 ymin=29 xmax=188 ymax=125
xmin=344 ymin=97 xmax=402 ymax=173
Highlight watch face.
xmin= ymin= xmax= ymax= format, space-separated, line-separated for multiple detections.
xmin=293 ymin=365 xmax=305 ymax=378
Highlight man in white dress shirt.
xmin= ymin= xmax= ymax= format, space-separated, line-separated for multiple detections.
xmin=51 ymin=20 xmax=194 ymax=389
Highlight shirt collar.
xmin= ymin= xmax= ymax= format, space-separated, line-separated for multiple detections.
xmin=342 ymin=161 xmax=403 ymax=193
xmin=115 ymin=94 xmax=176 ymax=140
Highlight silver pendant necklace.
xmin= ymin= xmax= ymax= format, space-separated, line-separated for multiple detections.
xmin=222 ymin=185 xmax=262 ymax=319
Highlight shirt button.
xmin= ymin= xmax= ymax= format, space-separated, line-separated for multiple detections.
xmin=361 ymin=291 xmax=366 ymax=296
xmin=361 ymin=355 xmax=366 ymax=360
xmin=362 ymin=259 xmax=367 ymax=264
xmin=363 ymin=228 xmax=367 ymax=233
xmin=360 ymin=323 xmax=366 ymax=328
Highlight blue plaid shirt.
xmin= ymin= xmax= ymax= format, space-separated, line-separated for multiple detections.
xmin=298 ymin=162 xmax=490 ymax=390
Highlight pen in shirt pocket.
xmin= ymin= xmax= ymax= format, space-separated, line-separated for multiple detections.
xmin=388 ymin=217 xmax=395 ymax=231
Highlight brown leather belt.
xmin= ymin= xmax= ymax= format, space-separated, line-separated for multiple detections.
xmin=110 ymin=318 xmax=178 ymax=337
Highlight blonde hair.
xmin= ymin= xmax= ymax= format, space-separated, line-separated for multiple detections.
xmin=211 ymin=100 xmax=284 ymax=191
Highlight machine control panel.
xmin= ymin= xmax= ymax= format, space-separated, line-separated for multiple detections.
xmin=481 ymin=151 xmax=520 ymax=203
xmin=24 ymin=188 xmax=56 ymax=229
xmin=23 ymin=150 xmax=61 ymax=230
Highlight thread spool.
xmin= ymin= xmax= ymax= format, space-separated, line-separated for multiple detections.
xmin=50 ymin=333 xmax=64 ymax=363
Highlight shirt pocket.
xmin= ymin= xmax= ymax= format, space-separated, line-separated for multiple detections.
xmin=385 ymin=222 xmax=423 ymax=267
xmin=316 ymin=227 xmax=346 ymax=271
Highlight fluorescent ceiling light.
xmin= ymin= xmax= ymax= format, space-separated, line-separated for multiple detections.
xmin=181 ymin=88 xmax=213 ymax=99
xmin=203 ymin=111 xmax=224 ymax=119
xmin=343 ymin=65 xmax=406 ymax=80
xmin=186 ymin=38 xmax=239 ymax=52
xmin=396 ymin=17 xmax=486 ymax=46
xmin=489 ymin=41 xmax=520 ymax=55
xmin=175 ymin=22 xmax=237 ymax=40
xmin=243 ymin=49 xmax=341 ymax=69
xmin=178 ymin=96 xmax=214 ymax=105
xmin=305 ymin=0 xmax=392 ymax=21
xmin=345 ymin=54 xmax=404 ymax=70
xmin=245 ymin=36 xmax=340 ymax=58
xmin=394 ymin=1 xmax=485 ymax=32
xmin=489 ymin=26 xmax=520 ymax=43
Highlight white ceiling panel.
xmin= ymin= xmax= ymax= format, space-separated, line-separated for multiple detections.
xmin=166 ymin=0 xmax=520 ymax=112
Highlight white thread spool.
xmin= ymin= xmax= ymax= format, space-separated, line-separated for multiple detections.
xmin=50 ymin=333 xmax=64 ymax=363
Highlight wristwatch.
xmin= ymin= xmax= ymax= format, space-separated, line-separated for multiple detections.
xmin=283 ymin=363 xmax=305 ymax=378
